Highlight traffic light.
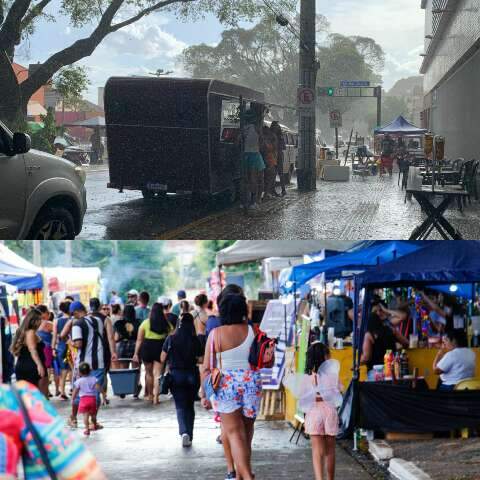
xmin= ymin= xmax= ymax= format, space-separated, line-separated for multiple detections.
xmin=317 ymin=87 xmax=335 ymax=97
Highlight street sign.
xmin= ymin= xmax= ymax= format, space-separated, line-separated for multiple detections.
xmin=340 ymin=80 xmax=370 ymax=87
xmin=317 ymin=86 xmax=378 ymax=98
xmin=329 ymin=110 xmax=342 ymax=128
xmin=297 ymin=87 xmax=315 ymax=116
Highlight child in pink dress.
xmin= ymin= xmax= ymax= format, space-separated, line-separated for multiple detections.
xmin=299 ymin=342 xmax=342 ymax=480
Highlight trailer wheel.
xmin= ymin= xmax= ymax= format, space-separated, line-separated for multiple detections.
xmin=142 ymin=189 xmax=166 ymax=201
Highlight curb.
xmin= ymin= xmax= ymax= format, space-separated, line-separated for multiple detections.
xmin=388 ymin=458 xmax=432 ymax=480
xmin=368 ymin=439 xmax=393 ymax=462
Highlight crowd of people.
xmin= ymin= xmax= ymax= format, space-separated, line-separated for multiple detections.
xmin=1 ymin=284 xmax=346 ymax=480
xmin=241 ymin=113 xmax=289 ymax=212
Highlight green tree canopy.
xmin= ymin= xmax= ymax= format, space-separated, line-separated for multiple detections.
xmin=53 ymin=65 xmax=90 ymax=112
xmin=182 ymin=16 xmax=385 ymax=128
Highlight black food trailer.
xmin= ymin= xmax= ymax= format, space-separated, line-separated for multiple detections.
xmin=104 ymin=77 xmax=265 ymax=200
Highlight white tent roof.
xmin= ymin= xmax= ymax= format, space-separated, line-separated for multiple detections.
xmin=216 ymin=241 xmax=358 ymax=266
xmin=0 ymin=244 xmax=42 ymax=276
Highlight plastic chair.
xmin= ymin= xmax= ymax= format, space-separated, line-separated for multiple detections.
xmin=454 ymin=377 xmax=480 ymax=438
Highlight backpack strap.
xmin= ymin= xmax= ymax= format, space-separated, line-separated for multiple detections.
xmin=11 ymin=385 xmax=59 ymax=480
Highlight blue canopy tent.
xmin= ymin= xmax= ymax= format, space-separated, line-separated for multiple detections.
xmin=374 ymin=115 xmax=427 ymax=135
xmin=338 ymin=241 xmax=480 ymax=438
xmin=282 ymin=241 xmax=430 ymax=293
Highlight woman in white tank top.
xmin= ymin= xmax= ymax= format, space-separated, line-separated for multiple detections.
xmin=201 ymin=294 xmax=261 ymax=480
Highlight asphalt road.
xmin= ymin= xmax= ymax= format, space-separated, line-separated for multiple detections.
xmin=78 ymin=167 xmax=480 ymax=240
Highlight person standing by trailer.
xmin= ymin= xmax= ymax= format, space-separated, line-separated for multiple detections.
xmin=260 ymin=126 xmax=278 ymax=200
xmin=241 ymin=111 xmax=265 ymax=211
xmin=270 ymin=121 xmax=287 ymax=196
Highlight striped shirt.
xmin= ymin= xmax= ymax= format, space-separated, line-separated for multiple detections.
xmin=72 ymin=315 xmax=105 ymax=370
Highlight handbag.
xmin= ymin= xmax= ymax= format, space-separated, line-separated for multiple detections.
xmin=159 ymin=336 xmax=173 ymax=395
xmin=159 ymin=372 xmax=172 ymax=395
xmin=11 ymin=384 xmax=59 ymax=480
xmin=203 ymin=329 xmax=222 ymax=400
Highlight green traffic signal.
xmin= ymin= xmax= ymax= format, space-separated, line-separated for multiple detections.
xmin=327 ymin=87 xmax=334 ymax=96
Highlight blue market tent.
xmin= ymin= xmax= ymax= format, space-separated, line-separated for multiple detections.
xmin=282 ymin=241 xmax=430 ymax=292
xmin=355 ymin=241 xmax=480 ymax=288
xmin=374 ymin=115 xmax=427 ymax=135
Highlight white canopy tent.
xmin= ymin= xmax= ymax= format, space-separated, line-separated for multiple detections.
xmin=216 ymin=240 xmax=358 ymax=267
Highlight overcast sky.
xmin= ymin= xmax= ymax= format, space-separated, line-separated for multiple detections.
xmin=16 ymin=0 xmax=425 ymax=103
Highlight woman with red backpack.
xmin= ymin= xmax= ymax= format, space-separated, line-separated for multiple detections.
xmin=201 ymin=294 xmax=262 ymax=480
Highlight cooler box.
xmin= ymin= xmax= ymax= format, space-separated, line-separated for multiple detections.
xmin=109 ymin=367 xmax=140 ymax=396
xmin=322 ymin=165 xmax=350 ymax=182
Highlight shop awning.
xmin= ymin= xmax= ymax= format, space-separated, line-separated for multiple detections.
xmin=355 ymin=241 xmax=480 ymax=288
xmin=0 ymin=245 xmax=43 ymax=290
xmin=282 ymin=241 xmax=430 ymax=290
xmin=374 ymin=115 xmax=427 ymax=135
xmin=216 ymin=240 xmax=358 ymax=267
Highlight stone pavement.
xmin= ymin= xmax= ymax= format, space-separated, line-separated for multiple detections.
xmin=158 ymin=173 xmax=480 ymax=240
xmin=389 ymin=438 xmax=480 ymax=480
xmin=53 ymin=395 xmax=375 ymax=480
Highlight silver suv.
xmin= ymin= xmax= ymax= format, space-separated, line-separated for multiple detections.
xmin=0 ymin=121 xmax=87 ymax=239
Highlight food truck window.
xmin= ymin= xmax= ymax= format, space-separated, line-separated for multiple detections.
xmin=220 ymin=99 xmax=241 ymax=143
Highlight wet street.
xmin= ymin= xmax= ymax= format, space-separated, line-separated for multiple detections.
xmin=53 ymin=394 xmax=375 ymax=480
xmin=79 ymin=167 xmax=480 ymax=240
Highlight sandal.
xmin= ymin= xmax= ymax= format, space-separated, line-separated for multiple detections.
xmin=91 ymin=423 xmax=104 ymax=431
xmin=68 ymin=417 xmax=78 ymax=429
xmin=60 ymin=394 xmax=69 ymax=401
xmin=83 ymin=430 xmax=90 ymax=436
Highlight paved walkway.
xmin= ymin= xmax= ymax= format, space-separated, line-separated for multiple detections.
xmin=54 ymin=395 xmax=374 ymax=479
xmin=158 ymin=173 xmax=480 ymax=240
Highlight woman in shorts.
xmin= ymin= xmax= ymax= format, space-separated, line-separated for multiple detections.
xmin=201 ymin=294 xmax=262 ymax=480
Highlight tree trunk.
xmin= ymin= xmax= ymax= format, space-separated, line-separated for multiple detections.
xmin=0 ymin=50 xmax=26 ymax=130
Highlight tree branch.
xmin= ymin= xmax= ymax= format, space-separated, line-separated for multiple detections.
xmin=0 ymin=0 xmax=32 ymax=54
xmin=21 ymin=0 xmax=52 ymax=32
xmin=110 ymin=0 xmax=195 ymax=32
xmin=20 ymin=0 xmax=191 ymax=102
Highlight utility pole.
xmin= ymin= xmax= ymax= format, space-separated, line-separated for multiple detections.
xmin=376 ymin=86 xmax=382 ymax=128
xmin=65 ymin=240 xmax=72 ymax=267
xmin=33 ymin=241 xmax=42 ymax=267
xmin=297 ymin=0 xmax=317 ymax=191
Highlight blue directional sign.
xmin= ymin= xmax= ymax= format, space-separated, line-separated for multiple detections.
xmin=340 ymin=80 xmax=370 ymax=87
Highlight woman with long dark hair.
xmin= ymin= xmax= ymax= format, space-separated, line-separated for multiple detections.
xmin=159 ymin=310 xmax=203 ymax=447
xmin=201 ymin=294 xmax=262 ymax=480
xmin=133 ymin=303 xmax=174 ymax=404
xmin=11 ymin=308 xmax=46 ymax=390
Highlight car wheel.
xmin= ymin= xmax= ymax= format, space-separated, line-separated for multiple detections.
xmin=28 ymin=206 xmax=76 ymax=240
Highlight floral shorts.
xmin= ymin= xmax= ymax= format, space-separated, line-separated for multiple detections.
xmin=211 ymin=369 xmax=262 ymax=419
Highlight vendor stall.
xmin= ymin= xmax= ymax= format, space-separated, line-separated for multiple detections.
xmin=346 ymin=241 xmax=480 ymax=436
xmin=45 ymin=267 xmax=101 ymax=308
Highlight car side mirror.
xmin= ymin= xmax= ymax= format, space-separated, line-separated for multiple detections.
xmin=13 ymin=132 xmax=31 ymax=154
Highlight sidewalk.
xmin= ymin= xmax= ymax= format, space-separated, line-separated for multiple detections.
xmin=158 ymin=173 xmax=480 ymax=240
xmin=54 ymin=395 xmax=375 ymax=479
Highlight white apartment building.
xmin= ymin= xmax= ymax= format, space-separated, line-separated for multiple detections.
xmin=420 ymin=0 xmax=480 ymax=159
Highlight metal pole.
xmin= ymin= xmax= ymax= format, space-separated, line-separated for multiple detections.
xmin=297 ymin=0 xmax=317 ymax=191
xmin=65 ymin=240 xmax=72 ymax=268
xmin=335 ymin=127 xmax=339 ymax=159
xmin=376 ymin=87 xmax=382 ymax=128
